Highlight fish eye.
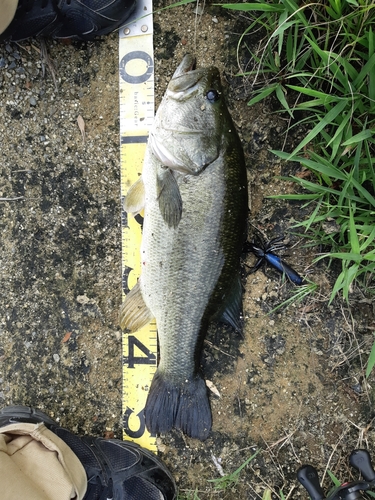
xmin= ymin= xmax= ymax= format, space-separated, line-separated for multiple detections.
xmin=206 ymin=89 xmax=220 ymax=103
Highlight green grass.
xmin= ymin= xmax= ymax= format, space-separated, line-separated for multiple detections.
xmin=208 ymin=450 xmax=259 ymax=490
xmin=219 ymin=0 xmax=375 ymax=304
xmin=177 ymin=489 xmax=201 ymax=500
xmin=178 ymin=451 xmax=260 ymax=499
xmin=269 ymin=280 xmax=318 ymax=312
xmin=366 ymin=332 xmax=375 ymax=378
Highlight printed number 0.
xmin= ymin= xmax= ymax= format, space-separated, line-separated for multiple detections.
xmin=120 ymin=51 xmax=154 ymax=84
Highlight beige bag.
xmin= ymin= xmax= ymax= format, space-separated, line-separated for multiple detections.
xmin=0 ymin=0 xmax=18 ymax=34
xmin=0 ymin=422 xmax=87 ymax=500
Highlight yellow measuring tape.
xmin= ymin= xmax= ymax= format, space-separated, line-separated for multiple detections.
xmin=119 ymin=0 xmax=157 ymax=452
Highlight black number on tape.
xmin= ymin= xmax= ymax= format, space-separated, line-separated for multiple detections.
xmin=124 ymin=336 xmax=156 ymax=368
xmin=134 ymin=214 xmax=144 ymax=229
xmin=120 ymin=51 xmax=154 ymax=84
xmin=123 ymin=406 xmax=145 ymax=438
xmin=122 ymin=265 xmax=133 ymax=294
xmin=121 ymin=196 xmax=129 ymax=228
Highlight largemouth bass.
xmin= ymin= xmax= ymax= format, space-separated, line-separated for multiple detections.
xmin=120 ymin=54 xmax=248 ymax=440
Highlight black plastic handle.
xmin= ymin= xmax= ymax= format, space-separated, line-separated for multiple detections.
xmin=350 ymin=449 xmax=375 ymax=482
xmin=326 ymin=481 xmax=370 ymax=500
xmin=297 ymin=465 xmax=326 ymax=500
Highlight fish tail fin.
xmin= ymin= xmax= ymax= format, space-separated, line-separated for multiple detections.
xmin=145 ymin=370 xmax=212 ymax=440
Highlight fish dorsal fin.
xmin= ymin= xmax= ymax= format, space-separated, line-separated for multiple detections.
xmin=216 ymin=276 xmax=243 ymax=332
xmin=119 ymin=280 xmax=154 ymax=332
xmin=123 ymin=176 xmax=145 ymax=215
xmin=156 ymin=167 xmax=182 ymax=228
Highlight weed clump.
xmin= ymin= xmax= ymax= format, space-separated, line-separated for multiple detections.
xmin=221 ymin=0 xmax=375 ymax=304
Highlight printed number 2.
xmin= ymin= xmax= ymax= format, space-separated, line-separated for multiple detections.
xmin=124 ymin=335 xmax=156 ymax=368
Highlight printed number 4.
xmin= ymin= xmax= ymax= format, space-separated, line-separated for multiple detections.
xmin=124 ymin=335 xmax=156 ymax=368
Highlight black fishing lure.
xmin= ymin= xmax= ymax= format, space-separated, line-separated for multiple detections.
xmin=247 ymin=235 xmax=304 ymax=285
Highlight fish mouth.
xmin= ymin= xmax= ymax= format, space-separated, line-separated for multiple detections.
xmin=167 ymin=54 xmax=206 ymax=96
xmin=172 ymin=54 xmax=196 ymax=78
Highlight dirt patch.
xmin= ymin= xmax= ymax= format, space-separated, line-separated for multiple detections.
xmin=1 ymin=2 xmax=375 ymax=500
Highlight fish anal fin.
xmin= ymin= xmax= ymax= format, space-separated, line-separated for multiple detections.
xmin=156 ymin=168 xmax=182 ymax=228
xmin=123 ymin=176 xmax=145 ymax=215
xmin=119 ymin=281 xmax=154 ymax=332
xmin=145 ymin=370 xmax=212 ymax=440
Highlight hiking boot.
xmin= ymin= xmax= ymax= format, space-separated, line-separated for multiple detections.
xmin=0 ymin=405 xmax=176 ymax=500
xmin=0 ymin=0 xmax=136 ymax=42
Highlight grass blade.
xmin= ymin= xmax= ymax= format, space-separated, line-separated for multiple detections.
xmin=366 ymin=335 xmax=375 ymax=378
xmin=286 ymin=100 xmax=347 ymax=159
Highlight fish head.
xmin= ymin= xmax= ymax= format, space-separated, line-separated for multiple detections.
xmin=150 ymin=55 xmax=228 ymax=175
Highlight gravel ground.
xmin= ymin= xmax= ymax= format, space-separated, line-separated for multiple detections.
xmin=1 ymin=2 xmax=375 ymax=499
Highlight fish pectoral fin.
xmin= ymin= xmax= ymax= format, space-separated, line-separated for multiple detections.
xmin=123 ymin=176 xmax=145 ymax=215
xmin=215 ymin=275 xmax=243 ymax=332
xmin=156 ymin=167 xmax=182 ymax=228
xmin=119 ymin=281 xmax=154 ymax=331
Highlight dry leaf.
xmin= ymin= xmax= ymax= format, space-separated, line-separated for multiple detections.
xmin=298 ymin=303 xmax=318 ymax=314
xmin=77 ymin=115 xmax=86 ymax=142
xmin=295 ymin=169 xmax=311 ymax=179
xmin=206 ymin=379 xmax=221 ymax=398
xmin=341 ymin=145 xmax=353 ymax=156
xmin=62 ymin=331 xmax=72 ymax=343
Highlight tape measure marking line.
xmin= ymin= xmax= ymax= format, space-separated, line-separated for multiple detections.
xmin=121 ymin=136 xmax=149 ymax=144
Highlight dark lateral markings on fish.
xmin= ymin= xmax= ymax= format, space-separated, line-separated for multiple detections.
xmin=123 ymin=336 xmax=156 ymax=368
xmin=123 ymin=407 xmax=147 ymax=438
xmin=121 ymin=135 xmax=148 ymax=144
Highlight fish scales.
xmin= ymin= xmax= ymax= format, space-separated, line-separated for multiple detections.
xmin=142 ymin=151 xmax=227 ymax=370
xmin=120 ymin=54 xmax=248 ymax=440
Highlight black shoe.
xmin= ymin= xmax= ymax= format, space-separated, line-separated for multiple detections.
xmin=0 ymin=0 xmax=136 ymax=42
xmin=0 ymin=405 xmax=176 ymax=500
